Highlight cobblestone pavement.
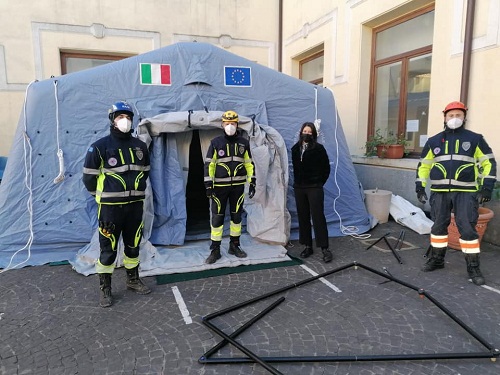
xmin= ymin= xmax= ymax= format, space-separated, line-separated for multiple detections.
xmin=1 ymin=220 xmax=500 ymax=375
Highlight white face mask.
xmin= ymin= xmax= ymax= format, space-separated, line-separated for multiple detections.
xmin=224 ymin=124 xmax=237 ymax=136
xmin=446 ymin=118 xmax=463 ymax=129
xmin=116 ymin=118 xmax=132 ymax=133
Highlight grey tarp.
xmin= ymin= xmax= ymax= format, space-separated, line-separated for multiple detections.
xmin=0 ymin=42 xmax=370 ymax=270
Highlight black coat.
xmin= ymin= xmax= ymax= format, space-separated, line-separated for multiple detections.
xmin=291 ymin=141 xmax=330 ymax=188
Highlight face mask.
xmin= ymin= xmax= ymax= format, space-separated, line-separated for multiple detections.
xmin=224 ymin=124 xmax=237 ymax=136
xmin=301 ymin=134 xmax=313 ymax=143
xmin=116 ymin=118 xmax=132 ymax=133
xmin=446 ymin=118 xmax=463 ymax=129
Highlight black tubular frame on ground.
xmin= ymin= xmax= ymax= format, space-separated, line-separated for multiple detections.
xmin=366 ymin=232 xmax=404 ymax=264
xmin=199 ymin=261 xmax=499 ymax=374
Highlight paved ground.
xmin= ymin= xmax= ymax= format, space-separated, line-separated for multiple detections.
xmin=1 ymin=220 xmax=500 ymax=375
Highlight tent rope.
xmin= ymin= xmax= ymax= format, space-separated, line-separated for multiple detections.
xmin=0 ymin=80 xmax=37 ymax=273
xmin=53 ymin=80 xmax=65 ymax=184
xmin=326 ymin=87 xmax=370 ymax=240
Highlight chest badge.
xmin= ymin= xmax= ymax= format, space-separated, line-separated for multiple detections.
xmin=218 ymin=149 xmax=225 ymax=157
xmin=462 ymin=142 xmax=471 ymax=152
xmin=108 ymin=157 xmax=118 ymax=167
xmin=239 ymin=145 xmax=245 ymax=155
xmin=136 ymin=149 xmax=144 ymax=161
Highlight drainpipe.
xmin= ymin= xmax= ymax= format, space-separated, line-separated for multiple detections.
xmin=460 ymin=0 xmax=475 ymax=105
xmin=278 ymin=0 xmax=283 ymax=72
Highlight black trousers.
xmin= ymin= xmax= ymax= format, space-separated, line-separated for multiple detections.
xmin=97 ymin=201 xmax=144 ymax=266
xmin=294 ymin=186 xmax=329 ymax=248
xmin=430 ymin=191 xmax=479 ymax=241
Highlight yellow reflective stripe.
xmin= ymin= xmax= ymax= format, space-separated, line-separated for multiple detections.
xmin=134 ymin=222 xmax=144 ymax=247
xmin=212 ymin=195 xmax=222 ymax=214
xmin=123 ymin=254 xmax=140 ymax=269
xmin=96 ymin=259 xmax=115 ymax=274
xmin=235 ymin=193 xmax=245 ymax=212
xmin=211 ymin=225 xmax=223 ymax=241
xmin=129 ymin=148 xmax=135 ymax=163
xmin=118 ymin=149 xmax=125 ymax=164
xmin=229 ymin=220 xmax=241 ymax=237
xmin=455 ymin=163 xmax=474 ymax=180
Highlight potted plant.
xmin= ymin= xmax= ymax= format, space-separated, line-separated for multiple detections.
xmin=364 ymin=129 xmax=407 ymax=159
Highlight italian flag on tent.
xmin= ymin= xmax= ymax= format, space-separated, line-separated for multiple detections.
xmin=140 ymin=63 xmax=171 ymax=85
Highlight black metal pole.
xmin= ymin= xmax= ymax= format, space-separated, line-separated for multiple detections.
xmin=203 ymin=262 xmax=355 ymax=320
xmin=383 ymin=235 xmax=403 ymax=264
xmin=366 ymin=232 xmax=390 ymax=250
xmin=202 ymin=318 xmax=284 ymax=375
xmin=358 ymin=263 xmax=420 ymax=291
xmin=201 ymin=351 xmax=497 ymax=364
xmin=200 ymin=297 xmax=285 ymax=360
xmin=421 ymin=290 xmax=496 ymax=351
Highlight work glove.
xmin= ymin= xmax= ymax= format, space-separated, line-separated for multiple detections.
xmin=206 ymin=186 xmax=213 ymax=199
xmin=416 ymin=189 xmax=428 ymax=204
xmin=477 ymin=188 xmax=492 ymax=204
xmin=99 ymin=221 xmax=115 ymax=237
xmin=248 ymin=182 xmax=256 ymax=199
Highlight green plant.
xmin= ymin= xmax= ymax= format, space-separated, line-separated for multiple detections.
xmin=364 ymin=128 xmax=408 ymax=157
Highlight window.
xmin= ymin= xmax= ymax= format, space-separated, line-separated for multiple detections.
xmin=299 ymin=51 xmax=324 ymax=85
xmin=60 ymin=51 xmax=133 ymax=75
xmin=369 ymin=6 xmax=434 ymax=155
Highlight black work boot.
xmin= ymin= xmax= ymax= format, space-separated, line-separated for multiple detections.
xmin=125 ymin=266 xmax=151 ymax=295
xmin=98 ymin=273 xmax=113 ymax=308
xmin=321 ymin=247 xmax=333 ymax=263
xmin=465 ymin=253 xmax=486 ymax=285
xmin=229 ymin=241 xmax=247 ymax=258
xmin=422 ymin=247 xmax=447 ymax=272
xmin=205 ymin=243 xmax=222 ymax=264
xmin=300 ymin=246 xmax=313 ymax=258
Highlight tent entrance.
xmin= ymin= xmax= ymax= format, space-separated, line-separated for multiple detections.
xmin=185 ymin=130 xmax=210 ymax=237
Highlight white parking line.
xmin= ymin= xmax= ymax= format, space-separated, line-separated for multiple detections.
xmin=171 ymin=286 xmax=193 ymax=324
xmin=481 ymin=284 xmax=500 ymax=295
xmin=300 ymin=265 xmax=342 ymax=293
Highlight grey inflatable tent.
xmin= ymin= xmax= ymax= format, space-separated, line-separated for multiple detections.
xmin=0 ymin=42 xmax=370 ymax=269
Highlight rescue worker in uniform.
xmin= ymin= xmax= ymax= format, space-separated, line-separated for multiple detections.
xmin=83 ymin=101 xmax=151 ymax=307
xmin=416 ymin=101 xmax=497 ymax=285
xmin=204 ymin=110 xmax=256 ymax=264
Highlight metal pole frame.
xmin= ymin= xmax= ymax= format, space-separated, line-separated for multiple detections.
xmin=199 ymin=262 xmax=499 ymax=371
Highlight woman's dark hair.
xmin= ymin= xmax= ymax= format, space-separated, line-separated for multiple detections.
xmin=299 ymin=122 xmax=318 ymax=141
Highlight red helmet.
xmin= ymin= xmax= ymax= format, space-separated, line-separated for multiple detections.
xmin=443 ymin=101 xmax=467 ymax=114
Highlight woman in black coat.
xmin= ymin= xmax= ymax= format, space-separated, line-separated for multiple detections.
xmin=291 ymin=122 xmax=332 ymax=263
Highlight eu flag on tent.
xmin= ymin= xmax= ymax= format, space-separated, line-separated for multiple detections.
xmin=224 ymin=66 xmax=251 ymax=87
xmin=140 ymin=63 xmax=171 ymax=85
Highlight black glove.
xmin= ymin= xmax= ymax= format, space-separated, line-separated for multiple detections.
xmin=99 ymin=221 xmax=115 ymax=237
xmin=477 ymin=188 xmax=492 ymax=204
xmin=248 ymin=183 xmax=256 ymax=199
xmin=416 ymin=189 xmax=428 ymax=204
xmin=206 ymin=186 xmax=213 ymax=199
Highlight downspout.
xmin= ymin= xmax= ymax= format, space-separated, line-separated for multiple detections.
xmin=278 ymin=0 xmax=283 ymax=72
xmin=460 ymin=0 xmax=476 ymax=105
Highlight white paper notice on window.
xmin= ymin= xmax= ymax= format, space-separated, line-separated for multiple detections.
xmin=419 ymin=135 xmax=428 ymax=147
xmin=406 ymin=119 xmax=419 ymax=132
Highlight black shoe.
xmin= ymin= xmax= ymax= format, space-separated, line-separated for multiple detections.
xmin=300 ymin=246 xmax=313 ymax=258
xmin=322 ymin=248 xmax=333 ymax=263
xmin=205 ymin=245 xmax=221 ymax=264
xmin=125 ymin=266 xmax=152 ymax=295
xmin=229 ymin=242 xmax=247 ymax=258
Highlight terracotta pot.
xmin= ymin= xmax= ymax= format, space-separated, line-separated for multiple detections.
xmin=447 ymin=207 xmax=494 ymax=250
xmin=376 ymin=144 xmax=404 ymax=159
